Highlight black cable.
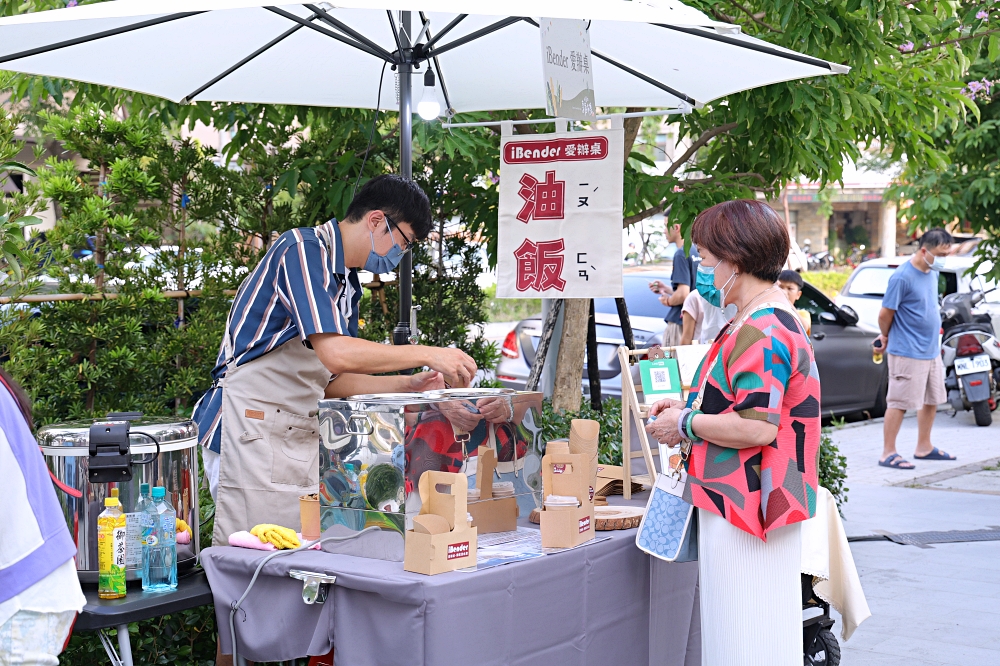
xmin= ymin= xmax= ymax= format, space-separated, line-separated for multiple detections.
xmin=130 ymin=431 xmax=160 ymax=465
xmin=353 ymin=60 xmax=389 ymax=200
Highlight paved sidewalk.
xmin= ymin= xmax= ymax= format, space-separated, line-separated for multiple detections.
xmin=827 ymin=409 xmax=1000 ymax=665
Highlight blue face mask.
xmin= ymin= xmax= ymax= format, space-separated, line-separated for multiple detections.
xmin=364 ymin=218 xmax=406 ymax=273
xmin=931 ymin=256 xmax=947 ymax=272
xmin=696 ymin=263 xmax=740 ymax=319
xmin=695 ymin=264 xmax=721 ymax=307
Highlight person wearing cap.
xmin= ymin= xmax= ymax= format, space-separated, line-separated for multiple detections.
xmin=193 ymin=175 xmax=479 ymax=549
xmin=0 ymin=367 xmax=86 ymax=664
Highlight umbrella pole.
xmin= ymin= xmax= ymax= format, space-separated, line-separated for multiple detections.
xmin=393 ymin=10 xmax=415 ymax=349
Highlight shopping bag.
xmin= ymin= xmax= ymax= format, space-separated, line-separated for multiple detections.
xmin=635 ymin=462 xmax=698 ymax=562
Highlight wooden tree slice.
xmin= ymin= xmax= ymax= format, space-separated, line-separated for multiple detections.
xmin=594 ymin=506 xmax=645 ymax=531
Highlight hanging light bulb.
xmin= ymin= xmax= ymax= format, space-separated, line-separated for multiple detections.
xmin=417 ymin=68 xmax=442 ymax=120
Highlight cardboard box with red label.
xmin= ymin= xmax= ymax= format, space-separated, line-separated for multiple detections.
xmin=403 ymin=471 xmax=478 ymax=575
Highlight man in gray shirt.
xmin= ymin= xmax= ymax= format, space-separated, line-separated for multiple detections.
xmin=877 ymin=228 xmax=954 ymax=469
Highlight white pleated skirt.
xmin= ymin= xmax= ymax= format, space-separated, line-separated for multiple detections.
xmin=698 ymin=509 xmax=802 ymax=666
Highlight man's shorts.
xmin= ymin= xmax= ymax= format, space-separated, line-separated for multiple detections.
xmin=887 ymin=353 xmax=946 ymax=411
xmin=663 ymin=322 xmax=682 ymax=347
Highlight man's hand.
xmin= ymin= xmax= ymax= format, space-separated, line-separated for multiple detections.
xmin=424 ymin=347 xmax=478 ymax=388
xmin=408 ymin=370 xmax=445 ymax=393
xmin=873 ymin=334 xmax=888 ymax=351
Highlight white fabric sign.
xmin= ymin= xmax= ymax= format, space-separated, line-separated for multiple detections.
xmin=497 ymin=127 xmax=624 ymax=299
xmin=539 ymin=18 xmax=596 ymax=120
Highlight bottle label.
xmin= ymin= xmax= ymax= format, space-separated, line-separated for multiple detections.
xmin=161 ymin=514 xmax=176 ymax=542
xmin=125 ymin=513 xmax=147 ymax=567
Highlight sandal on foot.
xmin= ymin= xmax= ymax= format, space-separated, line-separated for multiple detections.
xmin=914 ymin=447 xmax=956 ymax=461
xmin=879 ymin=453 xmax=915 ymax=469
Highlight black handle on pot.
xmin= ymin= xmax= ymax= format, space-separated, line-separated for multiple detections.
xmin=88 ymin=420 xmax=134 ymax=483
xmin=130 ymin=431 xmax=161 ymax=465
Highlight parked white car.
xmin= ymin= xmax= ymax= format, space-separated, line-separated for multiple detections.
xmin=835 ymin=256 xmax=1000 ymax=335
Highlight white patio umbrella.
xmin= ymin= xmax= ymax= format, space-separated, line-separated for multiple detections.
xmin=0 ymin=0 xmax=848 ymax=343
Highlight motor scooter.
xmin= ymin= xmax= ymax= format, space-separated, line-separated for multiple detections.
xmin=940 ymin=288 xmax=1000 ymax=426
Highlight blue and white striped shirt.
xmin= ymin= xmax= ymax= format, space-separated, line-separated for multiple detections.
xmin=193 ymin=219 xmax=361 ymax=453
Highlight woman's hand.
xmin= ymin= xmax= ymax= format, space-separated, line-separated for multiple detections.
xmin=646 ymin=407 xmax=685 ymax=446
xmin=477 ymin=397 xmax=513 ymax=424
xmin=649 ymin=397 xmax=686 ymax=417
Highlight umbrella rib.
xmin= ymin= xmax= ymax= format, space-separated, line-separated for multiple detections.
xmin=265 ymin=7 xmax=392 ymax=62
xmin=422 ymin=14 xmax=467 ymax=51
xmin=181 ymin=13 xmax=320 ymax=103
xmin=654 ymin=24 xmax=833 ymax=70
xmin=590 ymin=49 xmax=697 ymax=105
xmin=418 ymin=12 xmax=453 ymax=114
xmin=303 ymin=3 xmax=396 ymax=63
xmin=0 ymin=11 xmax=204 ymax=65
xmin=386 ymin=11 xmax=406 ymax=59
xmin=422 ymin=16 xmax=524 ymax=59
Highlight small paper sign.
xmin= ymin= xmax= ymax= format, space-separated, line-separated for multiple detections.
xmin=639 ymin=358 xmax=682 ymax=403
xmin=539 ymin=18 xmax=596 ymax=120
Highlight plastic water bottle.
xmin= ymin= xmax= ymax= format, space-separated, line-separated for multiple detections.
xmin=872 ymin=338 xmax=884 ymax=365
xmin=142 ymin=486 xmax=177 ymax=591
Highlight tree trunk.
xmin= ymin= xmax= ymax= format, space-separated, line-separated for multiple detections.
xmin=551 ymin=298 xmax=589 ymax=413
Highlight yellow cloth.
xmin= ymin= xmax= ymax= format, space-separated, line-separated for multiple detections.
xmin=800 ymin=487 xmax=871 ymax=641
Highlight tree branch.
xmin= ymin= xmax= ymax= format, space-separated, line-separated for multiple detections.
xmin=622 ymin=107 xmax=645 ymax=170
xmin=711 ymin=9 xmax=737 ymax=23
xmin=912 ymin=28 xmax=1000 ymax=53
xmin=664 ymin=122 xmax=738 ymax=177
xmin=725 ymin=1 xmax=783 ymax=33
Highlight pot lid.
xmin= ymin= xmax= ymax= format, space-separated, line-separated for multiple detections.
xmin=37 ymin=416 xmax=197 ymax=448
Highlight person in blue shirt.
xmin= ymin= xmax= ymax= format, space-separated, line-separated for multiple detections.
xmin=876 ymin=228 xmax=954 ymax=469
xmin=193 ymin=175 xmax=478 ymax=546
xmin=648 ymin=221 xmax=699 ymax=346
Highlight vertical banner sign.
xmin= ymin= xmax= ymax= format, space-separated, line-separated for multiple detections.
xmin=497 ymin=128 xmax=624 ymax=299
xmin=539 ymin=18 xmax=596 ymax=120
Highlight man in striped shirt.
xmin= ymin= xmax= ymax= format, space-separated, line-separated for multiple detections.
xmin=193 ymin=175 xmax=477 ymax=546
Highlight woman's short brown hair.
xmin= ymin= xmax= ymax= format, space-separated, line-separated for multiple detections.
xmin=691 ymin=200 xmax=790 ymax=283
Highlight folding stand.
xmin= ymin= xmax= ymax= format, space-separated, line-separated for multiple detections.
xmin=617 ymin=345 xmax=659 ymax=499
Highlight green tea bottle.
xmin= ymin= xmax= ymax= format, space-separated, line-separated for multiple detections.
xmin=98 ymin=497 xmax=127 ymax=599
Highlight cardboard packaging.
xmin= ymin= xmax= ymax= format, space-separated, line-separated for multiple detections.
xmin=403 ymin=471 xmax=478 ymax=575
xmin=299 ymin=494 xmax=320 ymax=541
xmin=467 ymin=447 xmax=519 ymax=534
xmin=539 ymin=452 xmax=595 ymax=549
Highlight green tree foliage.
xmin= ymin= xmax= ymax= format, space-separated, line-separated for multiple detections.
xmin=623 ymin=0 xmax=992 ymax=231
xmin=896 ymin=55 xmax=1000 ymax=281
xmin=0 ymin=107 xmax=237 ymax=421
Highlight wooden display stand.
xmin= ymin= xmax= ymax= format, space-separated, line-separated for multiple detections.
xmin=467 ymin=447 xmax=519 ymax=534
xmin=617 ymin=345 xmax=660 ymax=499
xmin=403 ymin=472 xmax=478 ymax=575
xmin=539 ymin=452 xmax=595 ymax=549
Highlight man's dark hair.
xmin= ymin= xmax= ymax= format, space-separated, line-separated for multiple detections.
xmin=778 ymin=269 xmax=803 ymax=289
xmin=345 ymin=174 xmax=433 ymax=240
xmin=918 ymin=228 xmax=953 ymax=250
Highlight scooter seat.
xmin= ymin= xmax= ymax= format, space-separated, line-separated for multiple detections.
xmin=944 ymin=321 xmax=996 ymax=338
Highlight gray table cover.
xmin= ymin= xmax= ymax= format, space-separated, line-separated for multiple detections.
xmin=202 ymin=526 xmax=700 ymax=665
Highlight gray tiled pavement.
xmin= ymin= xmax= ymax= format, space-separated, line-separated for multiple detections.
xmin=828 ymin=409 xmax=1000 ymax=665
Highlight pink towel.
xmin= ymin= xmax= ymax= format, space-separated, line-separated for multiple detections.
xmin=227 ymin=531 xmax=320 ymax=551
xmin=177 ymin=530 xmax=191 ymax=545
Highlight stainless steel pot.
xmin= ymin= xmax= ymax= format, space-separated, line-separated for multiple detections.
xmin=318 ymin=389 xmax=544 ymax=561
xmin=38 ymin=417 xmax=200 ymax=582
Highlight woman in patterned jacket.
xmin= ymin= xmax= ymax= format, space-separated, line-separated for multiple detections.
xmin=646 ymin=199 xmax=821 ymax=666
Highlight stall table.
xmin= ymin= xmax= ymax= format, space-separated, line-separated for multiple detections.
xmin=202 ymin=521 xmax=700 ymax=665
xmin=75 ymin=570 xmax=214 ymax=666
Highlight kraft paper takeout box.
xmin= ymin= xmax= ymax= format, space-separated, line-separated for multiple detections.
xmin=403 ymin=471 xmax=478 ymax=575
xmin=539 ymin=452 xmax=595 ymax=549
xmin=467 ymin=447 xmax=519 ymax=534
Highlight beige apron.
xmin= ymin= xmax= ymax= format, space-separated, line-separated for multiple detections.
xmin=212 ymin=335 xmax=332 ymax=546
